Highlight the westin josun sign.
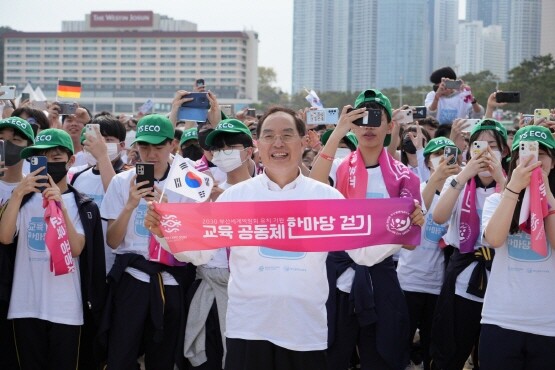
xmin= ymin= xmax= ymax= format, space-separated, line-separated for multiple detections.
xmin=90 ymin=11 xmax=154 ymax=27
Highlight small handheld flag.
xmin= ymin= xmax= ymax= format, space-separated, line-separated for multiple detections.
xmin=162 ymin=154 xmax=213 ymax=202
xmin=57 ymin=80 xmax=82 ymax=99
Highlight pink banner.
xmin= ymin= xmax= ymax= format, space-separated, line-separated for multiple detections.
xmin=153 ymin=198 xmax=421 ymax=253
xmin=43 ymin=199 xmax=75 ymax=276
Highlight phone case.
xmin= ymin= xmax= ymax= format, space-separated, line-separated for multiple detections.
xmin=306 ymin=108 xmax=339 ymax=125
xmin=534 ymin=109 xmax=550 ymax=121
xmin=86 ymin=124 xmax=99 ymax=139
xmin=180 ymin=93 xmax=210 ymax=109
xmin=461 ymin=119 xmax=480 ymax=133
xmin=136 ymin=163 xmax=154 ymax=190
xmin=29 ymin=156 xmax=48 ymax=189
xmin=471 ymin=141 xmax=488 ymax=159
xmin=0 ymin=86 xmax=16 ymax=100
xmin=519 ymin=141 xmax=539 ymax=163
xmin=444 ymin=146 xmax=458 ymax=165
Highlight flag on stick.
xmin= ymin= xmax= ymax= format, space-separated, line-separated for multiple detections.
xmin=162 ymin=154 xmax=213 ymax=202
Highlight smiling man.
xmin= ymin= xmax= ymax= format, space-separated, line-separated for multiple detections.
xmin=146 ymin=106 xmax=408 ymax=370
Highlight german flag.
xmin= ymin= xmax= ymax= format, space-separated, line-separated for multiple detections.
xmin=57 ymin=80 xmax=81 ymax=99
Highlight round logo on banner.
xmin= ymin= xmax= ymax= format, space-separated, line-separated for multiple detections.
xmin=386 ymin=211 xmax=412 ymax=236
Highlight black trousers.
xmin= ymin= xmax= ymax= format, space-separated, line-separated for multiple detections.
xmin=404 ymin=291 xmax=438 ymax=370
xmin=106 ymin=273 xmax=181 ymax=370
xmin=480 ymin=324 xmax=555 ymax=370
xmin=224 ymin=338 xmax=327 ymax=370
xmin=327 ymin=290 xmax=393 ymax=370
xmin=0 ymin=302 xmax=18 ymax=370
xmin=12 ymin=317 xmax=81 ymax=370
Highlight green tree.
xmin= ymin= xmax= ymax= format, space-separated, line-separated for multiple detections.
xmin=254 ymin=66 xmax=289 ymax=110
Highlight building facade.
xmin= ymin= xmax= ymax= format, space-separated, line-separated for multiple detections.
xmin=2 ymin=11 xmax=259 ymax=113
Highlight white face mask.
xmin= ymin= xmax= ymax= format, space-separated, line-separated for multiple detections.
xmin=335 ymin=148 xmax=351 ymax=159
xmin=479 ymin=150 xmax=502 ymax=177
xmin=106 ymin=143 xmax=120 ymax=161
xmin=430 ymin=156 xmax=442 ymax=171
xmin=212 ymin=149 xmax=245 ymax=173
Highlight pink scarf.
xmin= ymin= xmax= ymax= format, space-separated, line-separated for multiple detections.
xmin=43 ymin=198 xmax=75 ymax=276
xmin=519 ymin=167 xmax=549 ymax=257
xmin=149 ymin=234 xmax=187 ymax=266
xmin=336 ymin=148 xmax=421 ymax=202
xmin=459 ymin=178 xmax=480 ymax=253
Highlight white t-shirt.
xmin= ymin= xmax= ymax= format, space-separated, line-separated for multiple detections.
xmin=481 ymin=193 xmax=555 ymax=336
xmin=71 ymin=167 xmax=116 ymax=274
xmin=168 ymin=172 xmax=401 ymax=351
xmin=0 ymin=179 xmax=19 ymax=207
xmin=425 ymin=90 xmax=473 ymax=125
xmin=8 ymin=192 xmax=84 ymax=325
xmin=440 ymin=175 xmax=496 ymax=302
xmin=397 ymin=183 xmax=446 ymax=295
xmin=100 ymin=167 xmax=191 ymax=285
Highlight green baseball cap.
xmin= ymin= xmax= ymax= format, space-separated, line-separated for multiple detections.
xmin=21 ymin=128 xmax=74 ymax=159
xmin=511 ymin=125 xmax=555 ymax=152
xmin=179 ymin=128 xmax=199 ymax=147
xmin=470 ymin=119 xmax=508 ymax=141
xmin=132 ymin=114 xmax=174 ymax=145
xmin=423 ymin=137 xmax=456 ymax=156
xmin=0 ymin=117 xmax=35 ymax=144
xmin=320 ymin=129 xmax=359 ymax=149
xmin=354 ymin=89 xmax=393 ymax=146
xmin=205 ymin=119 xmax=251 ymax=147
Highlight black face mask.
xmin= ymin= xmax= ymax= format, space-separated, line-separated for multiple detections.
xmin=402 ymin=136 xmax=417 ymax=155
xmin=4 ymin=140 xmax=25 ymax=166
xmin=181 ymin=144 xmax=204 ymax=161
xmin=47 ymin=162 xmax=69 ymax=184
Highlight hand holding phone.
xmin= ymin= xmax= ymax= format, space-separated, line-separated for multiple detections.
xmin=471 ymin=141 xmax=488 ymax=159
xmin=136 ymin=163 xmax=155 ymax=192
xmin=444 ymin=146 xmax=458 ymax=165
xmin=444 ymin=80 xmax=462 ymax=90
xmin=495 ymin=91 xmax=520 ymax=103
xmin=534 ymin=109 xmax=550 ymax=123
xmin=86 ymin=124 xmax=100 ymax=140
xmin=0 ymin=86 xmax=16 ymax=100
xmin=346 ymin=108 xmax=382 ymax=127
xmin=461 ymin=119 xmax=480 ymax=133
xmin=519 ymin=141 xmax=539 ymax=164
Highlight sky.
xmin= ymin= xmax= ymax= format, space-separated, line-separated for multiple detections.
xmin=0 ymin=0 xmax=466 ymax=94
xmin=0 ymin=0 xmax=294 ymax=91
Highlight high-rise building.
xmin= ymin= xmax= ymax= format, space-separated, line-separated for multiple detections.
xmin=292 ymin=0 xmax=450 ymax=93
xmin=541 ymin=0 xmax=555 ymax=57
xmin=482 ymin=25 xmax=506 ymax=80
xmin=2 ymin=11 xmax=259 ymax=113
xmin=508 ymin=0 xmax=541 ymax=70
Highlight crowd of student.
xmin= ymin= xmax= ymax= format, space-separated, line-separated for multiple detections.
xmin=0 ymin=65 xmax=554 ymax=370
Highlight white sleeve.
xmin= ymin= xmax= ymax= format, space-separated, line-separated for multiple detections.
xmin=425 ymin=91 xmax=436 ymax=109
xmin=346 ymin=244 xmax=402 ymax=267
xmin=100 ymin=175 xmax=125 ymax=220
xmin=481 ymin=193 xmax=501 ymax=246
xmin=155 ymin=234 xmax=217 ymax=265
xmin=416 ymin=148 xmax=430 ymax=182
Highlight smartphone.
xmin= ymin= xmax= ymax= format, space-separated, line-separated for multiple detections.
xmin=413 ymin=106 xmax=427 ymax=119
xmin=21 ymin=93 xmax=30 ymax=102
xmin=30 ymin=101 xmax=47 ymax=110
xmin=444 ymin=80 xmax=462 ymax=90
xmin=58 ymin=102 xmax=78 ymax=115
xmin=0 ymin=140 xmax=4 ymax=177
xmin=180 ymin=92 xmax=210 ymax=109
xmin=522 ymin=114 xmax=534 ymax=125
xmin=220 ymin=104 xmax=233 ymax=117
xmin=136 ymin=163 xmax=154 ymax=191
xmin=444 ymin=145 xmax=458 ymax=165
xmin=396 ymin=109 xmax=414 ymax=124
xmin=347 ymin=108 xmax=382 ymax=127
xmin=534 ymin=109 xmax=550 ymax=123
xmin=519 ymin=141 xmax=539 ymax=164
xmin=0 ymin=85 xmax=16 ymax=100
xmin=86 ymin=123 xmax=100 ymax=139
xmin=195 ymin=79 xmax=205 ymax=87
xmin=495 ymin=91 xmax=520 ymax=103
xmin=461 ymin=119 xmax=480 ymax=133
xmin=246 ymin=108 xmax=256 ymax=118
xmin=471 ymin=140 xmax=488 ymax=159
xmin=29 ymin=156 xmax=48 ymax=191
xmin=306 ymin=108 xmax=340 ymax=125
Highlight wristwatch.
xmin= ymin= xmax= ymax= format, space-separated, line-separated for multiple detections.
xmin=450 ymin=178 xmax=465 ymax=190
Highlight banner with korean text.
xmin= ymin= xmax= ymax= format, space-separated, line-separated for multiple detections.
xmin=153 ymin=198 xmax=420 ymax=253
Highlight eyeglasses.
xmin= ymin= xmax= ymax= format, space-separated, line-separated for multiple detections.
xmin=258 ymin=134 xmax=299 ymax=144
xmin=211 ymin=147 xmax=246 ymax=155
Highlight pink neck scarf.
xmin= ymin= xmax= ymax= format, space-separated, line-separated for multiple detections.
xmin=519 ymin=167 xmax=549 ymax=256
xmin=459 ymin=178 xmax=480 ymax=253
xmin=336 ymin=147 xmax=421 ymax=202
xmin=43 ymin=198 xmax=75 ymax=275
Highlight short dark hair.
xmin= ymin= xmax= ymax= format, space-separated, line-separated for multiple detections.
xmin=90 ymin=115 xmax=126 ymax=142
xmin=434 ymin=124 xmax=452 ymax=138
xmin=257 ymin=106 xmax=306 ymax=138
xmin=418 ymin=117 xmax=439 ymax=129
xmin=11 ymin=107 xmax=49 ymax=130
xmin=211 ymin=132 xmax=253 ymax=150
xmin=174 ymin=129 xmax=183 ymax=141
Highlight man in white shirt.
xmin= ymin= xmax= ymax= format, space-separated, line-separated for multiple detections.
xmin=146 ymin=106 xmax=403 ymax=370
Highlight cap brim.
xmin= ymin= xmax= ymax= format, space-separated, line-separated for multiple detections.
xmin=205 ymin=129 xmax=244 ymax=147
xmin=21 ymin=144 xmax=56 ymax=159
xmin=132 ymin=135 xmax=169 ymax=146
xmin=0 ymin=123 xmax=34 ymax=143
